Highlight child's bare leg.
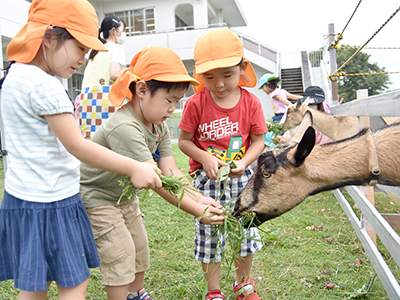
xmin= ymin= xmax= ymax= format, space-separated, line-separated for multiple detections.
xmin=234 ymin=254 xmax=253 ymax=281
xmin=57 ymin=279 xmax=89 ymax=300
xmin=107 ymin=284 xmax=129 ymax=300
xmin=128 ymin=271 xmax=145 ymax=293
xmin=18 ymin=281 xmax=52 ymax=300
xmin=202 ymin=262 xmax=221 ymax=291
xmin=18 ymin=290 xmax=47 ymax=300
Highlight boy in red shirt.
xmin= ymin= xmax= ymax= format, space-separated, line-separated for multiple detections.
xmin=178 ymin=29 xmax=267 ymax=300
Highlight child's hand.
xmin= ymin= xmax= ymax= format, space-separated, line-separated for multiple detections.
xmin=196 ymin=195 xmax=222 ymax=209
xmin=130 ymin=162 xmax=162 ymax=190
xmin=203 ymin=155 xmax=228 ymax=180
xmin=197 ymin=205 xmax=225 ymax=225
xmin=229 ymin=160 xmax=246 ymax=178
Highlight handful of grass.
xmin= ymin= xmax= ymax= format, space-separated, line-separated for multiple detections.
xmin=117 ymin=170 xmax=197 ymax=205
xmin=198 ymin=161 xmax=261 ymax=277
xmin=201 ymin=204 xmax=259 ymax=278
xmin=266 ymin=121 xmax=285 ymax=145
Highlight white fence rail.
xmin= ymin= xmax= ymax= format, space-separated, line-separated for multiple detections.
xmin=330 ymin=91 xmax=400 ymax=299
xmin=333 ymin=187 xmax=400 ymax=299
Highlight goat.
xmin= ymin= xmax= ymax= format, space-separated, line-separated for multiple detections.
xmin=281 ymin=98 xmax=359 ymax=140
xmin=282 ymin=98 xmax=400 ymax=140
xmin=233 ymin=111 xmax=400 ymax=226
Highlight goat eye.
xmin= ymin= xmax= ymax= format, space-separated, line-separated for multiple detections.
xmin=262 ymin=172 xmax=271 ymax=178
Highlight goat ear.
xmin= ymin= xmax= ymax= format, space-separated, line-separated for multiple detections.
xmin=291 ymin=111 xmax=313 ymax=143
xmin=280 ymin=107 xmax=289 ymax=124
xmin=294 ymin=126 xmax=315 ymax=166
xmin=295 ymin=98 xmax=302 ymax=110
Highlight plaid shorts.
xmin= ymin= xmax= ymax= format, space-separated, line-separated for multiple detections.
xmin=192 ymin=167 xmax=263 ymax=263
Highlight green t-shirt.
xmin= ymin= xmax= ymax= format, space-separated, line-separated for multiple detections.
xmin=79 ymin=103 xmax=174 ymax=208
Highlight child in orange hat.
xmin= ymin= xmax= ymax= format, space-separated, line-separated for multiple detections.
xmin=178 ymin=29 xmax=267 ymax=300
xmin=79 ymin=46 xmax=225 ymax=300
xmin=0 ymin=0 xmax=163 ymax=298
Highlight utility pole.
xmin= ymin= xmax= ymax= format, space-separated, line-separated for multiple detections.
xmin=328 ymin=23 xmax=339 ymax=106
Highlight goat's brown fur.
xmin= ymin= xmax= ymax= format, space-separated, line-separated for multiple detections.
xmin=282 ymin=99 xmax=359 ymax=140
xmin=233 ymin=118 xmax=400 ymax=226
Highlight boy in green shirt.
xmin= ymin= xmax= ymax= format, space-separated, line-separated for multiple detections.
xmin=80 ymin=46 xmax=225 ymax=300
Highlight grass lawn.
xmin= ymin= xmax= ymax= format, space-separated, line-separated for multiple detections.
xmin=0 ymin=147 xmax=399 ymax=299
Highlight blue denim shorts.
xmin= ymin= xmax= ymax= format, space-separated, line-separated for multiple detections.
xmin=0 ymin=191 xmax=101 ymax=292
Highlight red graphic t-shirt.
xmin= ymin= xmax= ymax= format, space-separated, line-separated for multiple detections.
xmin=179 ymin=88 xmax=267 ymax=174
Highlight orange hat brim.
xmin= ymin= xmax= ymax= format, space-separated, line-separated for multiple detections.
xmin=68 ymin=29 xmax=108 ymax=52
xmin=7 ymin=22 xmax=47 ymax=63
xmin=193 ymin=58 xmax=257 ymax=93
xmin=7 ymin=22 xmax=107 ymax=64
xmin=109 ymin=46 xmax=200 ymax=107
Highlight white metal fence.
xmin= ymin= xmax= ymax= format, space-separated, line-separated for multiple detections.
xmin=330 ymin=90 xmax=400 ymax=299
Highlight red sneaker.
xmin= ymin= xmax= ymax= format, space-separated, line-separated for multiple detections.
xmin=232 ymin=278 xmax=261 ymax=300
xmin=205 ymin=289 xmax=225 ymax=300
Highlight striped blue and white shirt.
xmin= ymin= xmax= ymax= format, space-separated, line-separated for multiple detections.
xmin=1 ymin=63 xmax=80 ymax=202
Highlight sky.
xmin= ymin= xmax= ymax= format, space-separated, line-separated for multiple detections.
xmin=234 ymin=0 xmax=400 ymax=91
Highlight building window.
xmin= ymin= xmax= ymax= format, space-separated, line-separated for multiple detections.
xmin=107 ymin=7 xmax=155 ymax=36
xmin=175 ymin=16 xmax=188 ymax=29
xmin=175 ymin=4 xmax=194 ymax=30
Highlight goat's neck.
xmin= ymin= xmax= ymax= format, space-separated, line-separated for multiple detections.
xmin=299 ymin=105 xmax=359 ymax=140
xmin=302 ymin=134 xmax=372 ymax=194
xmin=300 ymin=106 xmax=334 ymax=136
xmin=303 ymin=128 xmax=400 ymax=193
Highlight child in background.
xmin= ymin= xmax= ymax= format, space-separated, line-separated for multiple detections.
xmin=178 ymin=29 xmax=267 ymax=300
xmin=0 ymin=0 xmax=162 ymax=299
xmin=79 ymin=46 xmax=225 ymax=300
xmin=77 ymin=15 xmax=127 ymax=139
xmin=279 ymin=85 xmax=332 ymax=145
xmin=258 ymin=73 xmax=302 ymax=123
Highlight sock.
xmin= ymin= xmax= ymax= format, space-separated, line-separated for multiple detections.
xmin=127 ymin=291 xmax=139 ymax=299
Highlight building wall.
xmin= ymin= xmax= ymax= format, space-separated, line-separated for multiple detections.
xmin=90 ymin=0 xmax=211 ymax=31
xmin=0 ymin=0 xmax=30 ymax=39
xmin=1 ymin=0 xmax=275 ymax=119
xmin=0 ymin=0 xmax=30 ymax=64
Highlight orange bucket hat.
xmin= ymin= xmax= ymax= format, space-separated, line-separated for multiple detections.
xmin=193 ymin=29 xmax=257 ymax=93
xmin=109 ymin=46 xmax=199 ymax=107
xmin=7 ymin=0 xmax=107 ymax=63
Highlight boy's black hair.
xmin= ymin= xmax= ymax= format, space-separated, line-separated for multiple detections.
xmin=236 ymin=57 xmax=244 ymax=66
xmin=128 ymin=80 xmax=190 ymax=98
xmin=89 ymin=16 xmax=126 ymax=60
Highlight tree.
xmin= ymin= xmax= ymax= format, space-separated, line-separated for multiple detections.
xmin=336 ymin=44 xmax=391 ymax=102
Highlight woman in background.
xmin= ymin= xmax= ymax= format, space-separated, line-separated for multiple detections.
xmin=76 ymin=15 xmax=127 ymax=139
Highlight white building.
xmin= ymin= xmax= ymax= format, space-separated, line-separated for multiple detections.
xmin=1 ymin=0 xmax=279 ymax=119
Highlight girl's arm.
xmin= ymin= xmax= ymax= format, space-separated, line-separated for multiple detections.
xmin=153 ymin=156 xmax=225 ymax=225
xmin=109 ymin=61 xmax=122 ymax=81
xmin=45 ymin=113 xmax=162 ymax=190
xmin=286 ymin=92 xmax=302 ymax=101
xmin=178 ymin=129 xmax=227 ymax=180
xmin=230 ymin=133 xmax=265 ymax=178
xmin=273 ymin=93 xmax=292 ymax=106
